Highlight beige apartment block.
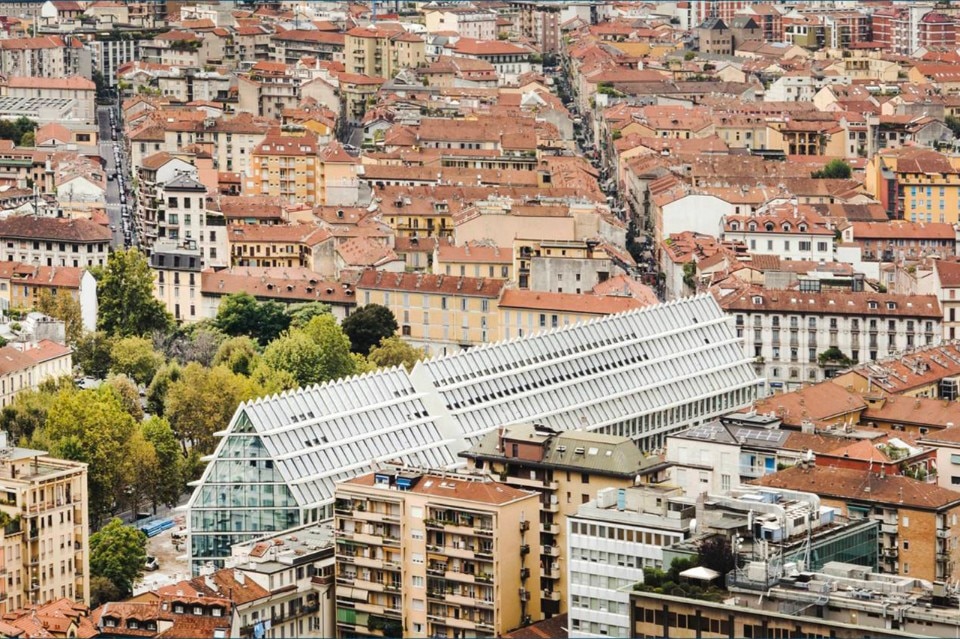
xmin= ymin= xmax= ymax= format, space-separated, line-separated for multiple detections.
xmin=461 ymin=424 xmax=668 ymax=618
xmin=334 ymin=469 xmax=542 ymax=638
xmin=0 ymin=434 xmax=89 ymax=611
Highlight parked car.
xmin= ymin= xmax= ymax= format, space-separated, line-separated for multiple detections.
xmin=144 ymin=556 xmax=159 ymax=571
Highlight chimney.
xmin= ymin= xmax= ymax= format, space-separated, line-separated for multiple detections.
xmin=234 ymin=569 xmax=245 ymax=585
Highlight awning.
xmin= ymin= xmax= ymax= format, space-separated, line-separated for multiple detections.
xmin=679 ymin=566 xmax=720 ymax=582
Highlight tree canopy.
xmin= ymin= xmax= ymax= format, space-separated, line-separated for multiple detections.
xmin=811 ymin=159 xmax=852 ymax=179
xmin=342 ymin=304 xmax=398 ymax=355
xmin=164 ymin=363 xmax=256 ymax=454
xmin=215 ymin=293 xmax=289 ymax=346
xmin=368 ymin=336 xmax=427 ymax=372
xmin=262 ymin=315 xmax=357 ymax=387
xmin=110 ymin=336 xmax=164 ymax=385
xmin=89 ymin=518 xmax=147 ymax=601
xmin=35 ymin=289 xmax=82 ymax=343
xmin=98 ymin=249 xmax=172 ymax=337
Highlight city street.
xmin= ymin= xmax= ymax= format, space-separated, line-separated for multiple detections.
xmin=96 ymin=103 xmax=134 ymax=248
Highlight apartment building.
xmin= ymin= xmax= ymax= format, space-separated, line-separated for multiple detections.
xmin=356 ymin=270 xmax=504 ymax=354
xmin=841 ymin=221 xmax=958 ymax=263
xmin=567 ymin=485 xmax=695 ymax=638
xmin=157 ymin=174 xmax=224 ymax=265
xmin=424 ymin=6 xmax=498 ymax=41
xmin=236 ymin=62 xmax=301 ymax=122
xmin=0 ymin=216 xmax=110 ymax=269
xmin=344 ymin=25 xmax=425 ymax=79
xmin=199 ymin=266 xmax=355 ymax=322
xmin=0 ymin=262 xmax=98 ymax=330
xmin=0 ymin=36 xmax=66 ymax=78
xmin=0 ymin=433 xmax=89 ymax=610
xmin=226 ymin=523 xmax=335 ymax=639
xmin=434 ymin=242 xmax=513 ymax=281
xmin=756 ymin=465 xmax=960 ymax=582
xmin=718 ymin=287 xmax=941 ymax=392
xmin=499 ymin=289 xmax=647 ymax=339
xmin=462 ymin=423 xmax=668 ymax=619
xmin=335 ymin=469 xmax=542 ymax=637
xmin=515 ymin=238 xmax=628 ymax=292
xmin=188 ymin=296 xmax=760 ymax=572
xmin=246 ymin=128 xmax=319 ymax=205
xmin=270 ymin=29 xmax=344 ymax=65
xmin=227 ymin=223 xmax=331 ymax=270
xmin=151 ymin=240 xmax=203 ymax=324
xmin=865 ymin=148 xmax=960 ymax=223
xmin=0 ymin=76 xmax=96 ymax=123
xmin=722 ymin=202 xmax=835 ymax=262
xmin=0 ymin=340 xmax=71 ymax=409
xmin=508 ymin=1 xmax=564 ymax=54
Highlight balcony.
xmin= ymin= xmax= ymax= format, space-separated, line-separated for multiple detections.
xmin=445 ymin=570 xmax=475 ymax=583
xmin=443 ymin=544 xmax=476 ymax=560
xmin=880 ymin=522 xmax=899 ymax=535
xmin=544 ymin=523 xmax=560 ymax=535
xmin=447 ymin=593 xmax=476 ymax=607
xmin=937 ymin=529 xmax=950 ymax=539
xmin=354 ymin=578 xmax=384 ymax=592
xmin=543 ymin=545 xmax=560 ymax=557
xmin=541 ymin=589 xmax=561 ymax=601
xmin=354 ymin=556 xmax=383 ymax=570
xmin=353 ymin=532 xmax=383 ymax=545
xmin=446 ymin=616 xmax=477 ymax=631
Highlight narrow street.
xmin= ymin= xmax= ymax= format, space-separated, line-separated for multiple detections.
xmin=96 ymin=103 xmax=136 ymax=249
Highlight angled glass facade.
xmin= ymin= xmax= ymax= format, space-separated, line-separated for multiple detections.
xmin=189 ymin=412 xmax=305 ymax=572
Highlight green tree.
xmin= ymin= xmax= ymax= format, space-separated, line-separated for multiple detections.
xmin=105 ymin=374 xmax=144 ymax=421
xmin=164 ymin=363 xmax=255 ymax=454
xmin=0 ymin=388 xmax=56 ymax=443
xmin=146 ymin=362 xmax=181 ymax=417
xmin=90 ymin=576 xmax=121 ymax=608
xmin=286 ymin=301 xmax=331 ymax=328
xmin=73 ymin=331 xmax=113 ymax=378
xmin=124 ymin=426 xmax=156 ymax=514
xmin=249 ymin=360 xmax=298 ymax=396
xmin=34 ymin=288 xmax=83 ymax=344
xmin=684 ymin=50 xmax=696 ymax=61
xmin=110 ymin=336 xmax=164 ymax=385
xmin=98 ymin=249 xmax=172 ymax=337
xmin=35 ymin=387 xmax=137 ymax=525
xmin=947 ymin=115 xmax=960 ymax=138
xmin=212 ymin=335 xmax=258 ymax=376
xmin=368 ymin=336 xmax=427 ymax=372
xmin=341 ymin=304 xmax=398 ymax=355
xmin=89 ymin=518 xmax=147 ymax=599
xmin=811 ymin=159 xmax=852 ymax=179
xmin=19 ymin=131 xmax=34 ymax=147
xmin=215 ymin=293 xmax=289 ymax=346
xmin=263 ymin=315 xmax=357 ymax=387
xmin=141 ymin=417 xmax=184 ymax=512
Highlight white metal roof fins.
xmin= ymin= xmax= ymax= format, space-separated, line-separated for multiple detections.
xmin=192 ymin=294 xmax=759 ymax=514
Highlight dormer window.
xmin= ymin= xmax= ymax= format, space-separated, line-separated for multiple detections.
xmin=765 ymin=222 xmax=774 ymax=232
xmin=887 ymin=301 xmax=897 ymax=310
xmin=730 ymin=222 xmax=739 ymax=231
xmin=748 ymin=222 xmax=757 ymax=232
xmin=194 ymin=606 xmax=203 ymax=616
xmin=798 ymin=224 xmax=807 ymax=232
xmin=868 ymin=301 xmax=878 ymax=310
xmin=782 ymin=223 xmax=791 ymax=232
xmin=752 ymin=295 xmax=763 ymax=305
xmin=129 ymin=621 xmax=139 ymax=630
xmin=174 ymin=604 xmax=184 ymax=614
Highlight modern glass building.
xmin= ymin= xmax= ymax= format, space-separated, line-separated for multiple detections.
xmin=188 ymin=295 xmax=762 ymax=573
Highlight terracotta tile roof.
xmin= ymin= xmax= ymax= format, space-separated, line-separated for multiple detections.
xmin=862 ymin=394 xmax=960 ymax=429
xmin=782 ymin=431 xmax=861 ymax=455
xmin=346 ymin=471 xmax=536 ymax=505
xmin=715 ymin=287 xmax=941 ymax=319
xmin=437 ymin=242 xmax=512 ymax=264
xmin=356 ymin=269 xmax=504 ymax=298
xmin=0 ymin=347 xmax=41 ymax=377
xmin=837 ymin=343 xmax=960 ymax=395
xmin=0 ymin=35 xmax=64 ymax=50
xmin=852 ymin=221 xmax=956 ymax=240
xmin=336 ymin=236 xmax=398 ymax=268
xmin=228 ymin=223 xmax=330 ymax=246
xmin=21 ymin=340 xmax=71 ymax=365
xmin=937 ymin=260 xmax=960 ymax=288
xmin=752 ymin=465 xmax=960 ymax=510
xmin=0 ymin=216 xmax=110 ymax=242
xmin=499 ymin=289 xmax=648 ymax=316
xmin=451 ymin=37 xmax=529 ymax=56
xmin=754 ymin=383 xmax=866 ymax=427
xmin=185 ymin=569 xmax=270 ymax=605
xmin=4 ymin=76 xmax=94 ymax=90
xmin=201 ymin=267 xmax=354 ymax=305
xmin=4 ymin=599 xmax=96 ymax=638
xmin=504 ymin=613 xmax=568 ymax=639
xmin=218 ymin=195 xmax=285 ymax=221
